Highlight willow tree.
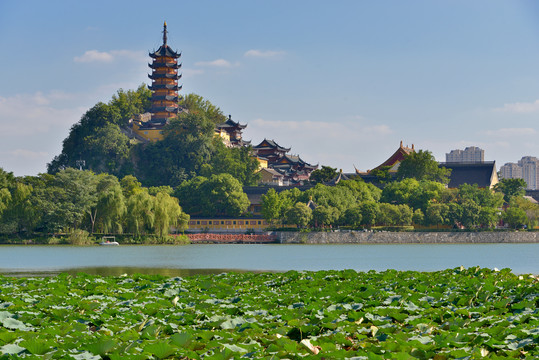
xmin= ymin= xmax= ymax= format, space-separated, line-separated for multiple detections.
xmin=153 ymin=191 xmax=189 ymax=237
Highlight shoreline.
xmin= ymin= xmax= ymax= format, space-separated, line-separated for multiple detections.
xmin=276 ymin=231 xmax=539 ymax=244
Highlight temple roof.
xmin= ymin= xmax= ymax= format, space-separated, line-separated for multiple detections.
xmin=148 ymin=84 xmax=181 ymax=91
xmin=150 ymin=106 xmax=179 ymax=113
xmin=231 ymin=138 xmax=251 ymax=146
xmin=148 ymin=62 xmax=181 ymax=69
xmin=149 ymin=45 xmax=181 ymax=59
xmin=361 ymin=141 xmax=415 ymax=174
xmin=253 ymin=139 xmax=291 ymax=152
xmin=216 ymin=115 xmax=247 ymax=130
xmin=151 ymin=95 xmax=179 ymax=101
xmin=440 ymin=161 xmax=498 ymax=189
xmin=148 ymin=73 xmax=182 ymax=80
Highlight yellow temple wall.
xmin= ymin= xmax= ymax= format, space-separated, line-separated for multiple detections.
xmin=132 ymin=122 xmax=164 ymax=142
xmin=188 ymin=218 xmax=269 ymax=231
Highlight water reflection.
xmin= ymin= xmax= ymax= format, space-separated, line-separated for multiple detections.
xmin=2 ymin=267 xmax=266 ymax=278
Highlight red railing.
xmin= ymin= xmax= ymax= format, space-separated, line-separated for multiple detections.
xmin=185 ymin=233 xmax=277 ymax=244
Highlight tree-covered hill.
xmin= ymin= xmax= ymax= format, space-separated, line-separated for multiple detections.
xmin=47 ymin=87 xmax=260 ymax=187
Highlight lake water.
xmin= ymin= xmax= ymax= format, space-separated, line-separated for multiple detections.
xmin=0 ymin=243 xmax=538 ymax=276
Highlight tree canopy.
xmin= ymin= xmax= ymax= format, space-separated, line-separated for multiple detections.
xmin=47 ymin=88 xmax=260 ymax=187
xmin=396 ymin=150 xmax=451 ymax=184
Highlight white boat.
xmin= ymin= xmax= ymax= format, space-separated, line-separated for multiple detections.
xmin=99 ymin=237 xmax=119 ymax=246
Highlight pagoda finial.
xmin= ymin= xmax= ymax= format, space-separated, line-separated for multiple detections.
xmin=400 ymin=140 xmax=403 ymax=148
xmin=163 ymin=21 xmax=168 ymax=45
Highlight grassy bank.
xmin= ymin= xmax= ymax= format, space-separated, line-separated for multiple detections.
xmin=0 ymin=232 xmax=190 ymax=246
xmin=0 ymin=268 xmax=538 ymax=358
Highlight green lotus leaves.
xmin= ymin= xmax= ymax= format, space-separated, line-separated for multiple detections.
xmin=0 ymin=268 xmax=537 ymax=358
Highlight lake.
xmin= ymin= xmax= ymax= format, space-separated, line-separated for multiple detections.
xmin=0 ymin=243 xmax=538 ymax=276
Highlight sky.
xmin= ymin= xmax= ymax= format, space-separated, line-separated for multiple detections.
xmin=1 ymin=0 xmax=538 ymax=176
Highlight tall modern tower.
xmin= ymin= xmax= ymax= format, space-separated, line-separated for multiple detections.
xmin=148 ymin=22 xmax=182 ymax=125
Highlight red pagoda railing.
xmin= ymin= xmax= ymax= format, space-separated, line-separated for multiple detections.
xmin=185 ymin=233 xmax=277 ymax=244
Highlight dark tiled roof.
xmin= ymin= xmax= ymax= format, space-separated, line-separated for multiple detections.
xmin=217 ymin=115 xmax=247 ymax=130
xmin=253 ymin=139 xmax=291 ymax=152
xmin=525 ymin=190 xmax=539 ymax=202
xmin=440 ymin=162 xmax=497 ymax=188
xmin=149 ymin=45 xmax=181 ymax=58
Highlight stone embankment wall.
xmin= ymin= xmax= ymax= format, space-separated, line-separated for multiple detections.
xmin=276 ymin=231 xmax=539 ymax=244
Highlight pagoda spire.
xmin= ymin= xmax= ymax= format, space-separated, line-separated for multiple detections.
xmin=163 ymin=21 xmax=168 ymax=46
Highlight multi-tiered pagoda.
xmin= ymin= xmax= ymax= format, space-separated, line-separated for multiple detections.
xmin=148 ymin=22 xmax=181 ymax=124
xmin=131 ymin=22 xmax=182 ymax=141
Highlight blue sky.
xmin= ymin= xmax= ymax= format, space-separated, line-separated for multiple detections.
xmin=1 ymin=0 xmax=538 ymax=176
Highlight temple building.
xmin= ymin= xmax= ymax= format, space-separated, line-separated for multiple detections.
xmin=253 ymin=139 xmax=290 ymax=164
xmin=215 ymin=115 xmax=251 ymax=148
xmin=131 ymin=22 xmax=182 ymax=141
xmin=252 ymin=139 xmax=318 ymax=185
xmin=356 ymin=141 xmax=415 ymax=176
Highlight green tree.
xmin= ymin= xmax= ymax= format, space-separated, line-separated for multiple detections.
xmin=369 ymin=165 xmax=392 ymax=184
xmin=494 ymin=178 xmax=527 ymax=203
xmin=459 ymin=200 xmax=481 ymax=228
xmin=396 ymin=150 xmax=451 ymax=184
xmin=153 ymin=191 xmax=189 ymax=237
xmin=32 ymin=169 xmax=98 ymax=232
xmin=109 ymin=85 xmax=152 ymax=126
xmin=424 ymin=203 xmax=449 ymax=227
xmin=342 ymin=207 xmax=363 ymax=228
xmin=120 ymin=175 xmax=143 ymax=198
xmin=48 ymin=102 xmax=122 ymax=173
xmin=312 ymin=205 xmax=340 ymax=228
xmin=175 ymin=174 xmax=249 ymax=217
xmin=360 ymin=202 xmax=379 ymax=228
xmin=503 ymin=207 xmax=527 ymax=229
xmin=0 ymin=182 xmax=36 ymax=234
xmin=285 ymin=202 xmax=312 ymax=228
xmin=136 ymin=112 xmax=215 ymax=186
xmin=125 ymin=190 xmax=155 ymax=235
xmin=478 ymin=207 xmax=499 ymax=228
xmin=84 ymin=123 xmax=131 ymax=175
xmin=180 ymin=93 xmax=227 ymax=125
xmin=457 ymin=184 xmax=503 ymax=209
xmin=510 ymin=196 xmax=539 ymax=229
xmin=412 ymin=208 xmax=424 ymax=225
xmin=309 ymin=166 xmax=338 ymax=184
xmin=337 ymin=179 xmax=382 ymax=203
xmin=92 ymin=175 xmax=126 ymax=234
xmin=204 ymin=139 xmax=261 ymax=186
xmin=261 ymin=188 xmax=284 ymax=225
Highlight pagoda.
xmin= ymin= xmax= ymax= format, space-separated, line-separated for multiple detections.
xmin=148 ymin=22 xmax=182 ymax=125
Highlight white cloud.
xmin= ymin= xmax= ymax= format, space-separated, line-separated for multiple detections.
xmin=182 ymin=68 xmax=205 ymax=78
xmin=8 ymin=149 xmax=49 ymax=160
xmin=244 ymin=49 xmax=285 ymax=58
xmin=74 ymin=50 xmax=114 ymax=63
xmin=485 ymin=128 xmax=537 ymax=137
xmin=74 ymin=50 xmax=145 ymax=63
xmin=0 ymin=92 xmax=86 ymax=137
xmin=194 ymin=59 xmax=235 ymax=68
xmin=494 ymin=99 xmax=539 ymax=113
xmin=245 ymin=117 xmax=394 ymax=171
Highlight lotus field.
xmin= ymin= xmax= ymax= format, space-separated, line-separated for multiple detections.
xmin=0 ymin=268 xmax=538 ymax=359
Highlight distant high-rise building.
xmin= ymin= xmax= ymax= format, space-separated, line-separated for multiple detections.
xmin=519 ymin=157 xmax=539 ymax=190
xmin=500 ymin=156 xmax=539 ymax=190
xmin=446 ymin=146 xmax=484 ymax=163
xmin=500 ymin=163 xmax=522 ymax=179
